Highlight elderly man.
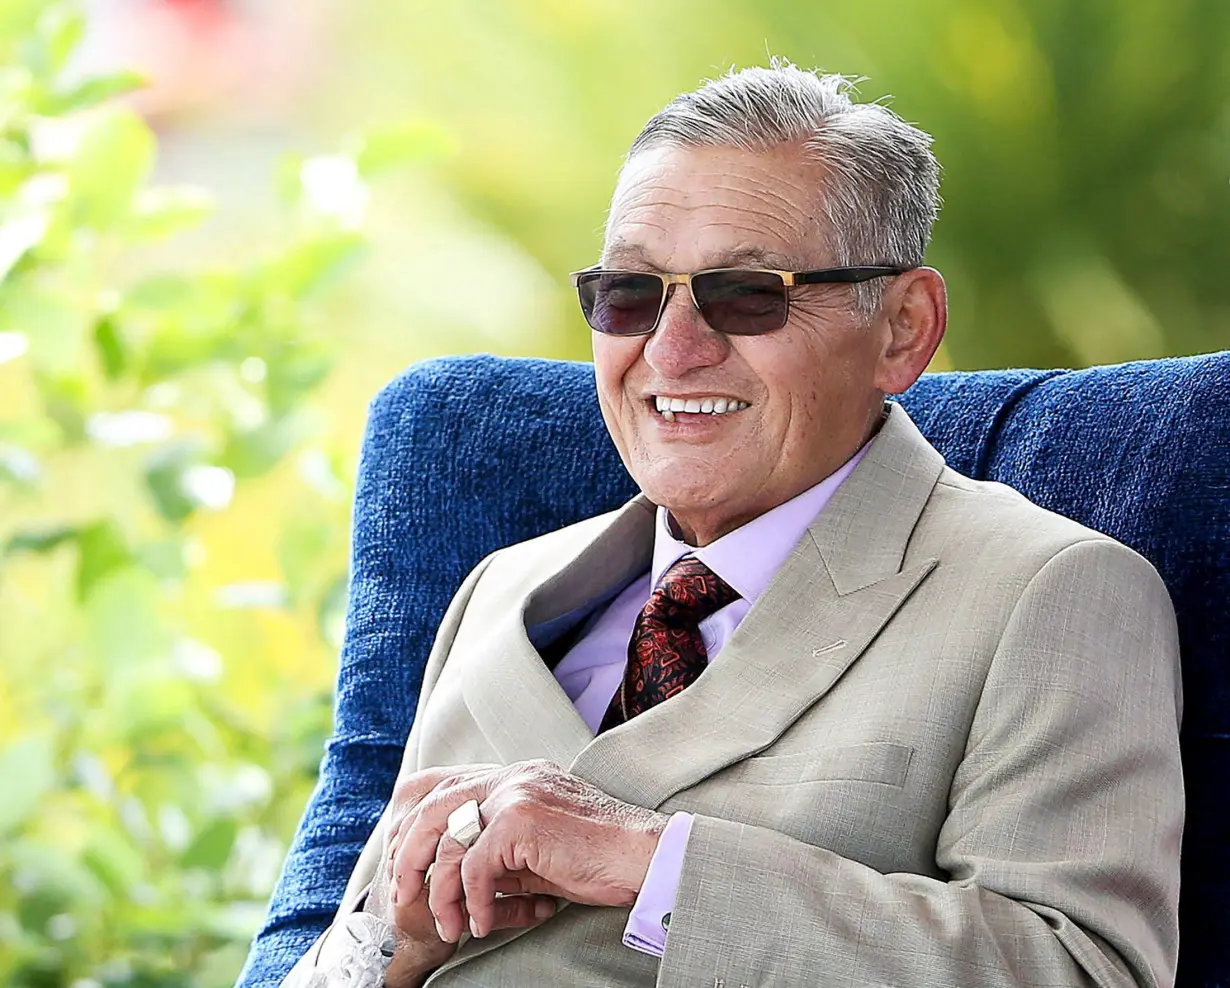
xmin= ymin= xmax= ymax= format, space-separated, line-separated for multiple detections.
xmin=283 ymin=64 xmax=1183 ymax=988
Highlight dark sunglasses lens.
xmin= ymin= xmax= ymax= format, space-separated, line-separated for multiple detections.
xmin=692 ymin=270 xmax=788 ymax=335
xmin=577 ymin=272 xmax=664 ymax=336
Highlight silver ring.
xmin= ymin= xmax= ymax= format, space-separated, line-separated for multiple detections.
xmin=446 ymin=799 xmax=483 ymax=849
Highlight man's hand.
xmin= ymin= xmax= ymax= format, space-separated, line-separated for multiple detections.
xmin=369 ymin=766 xmax=559 ymax=988
xmin=387 ymin=759 xmax=669 ymax=944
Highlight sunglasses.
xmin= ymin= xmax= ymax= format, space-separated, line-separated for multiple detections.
xmin=569 ymin=265 xmax=912 ymax=337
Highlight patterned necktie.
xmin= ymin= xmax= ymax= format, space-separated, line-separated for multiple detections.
xmin=600 ymin=556 xmax=740 ymax=732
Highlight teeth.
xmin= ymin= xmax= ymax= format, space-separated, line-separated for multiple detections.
xmin=653 ymin=396 xmax=748 ymax=418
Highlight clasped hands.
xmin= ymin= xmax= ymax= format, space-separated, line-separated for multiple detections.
xmin=366 ymin=759 xmax=668 ymax=985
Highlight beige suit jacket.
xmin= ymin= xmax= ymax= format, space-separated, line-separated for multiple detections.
xmin=284 ymin=403 xmax=1183 ymax=988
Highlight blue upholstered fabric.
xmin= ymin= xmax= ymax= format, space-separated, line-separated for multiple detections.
xmin=237 ymin=351 xmax=1230 ymax=988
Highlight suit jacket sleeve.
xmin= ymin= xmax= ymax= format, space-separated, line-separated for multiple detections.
xmin=655 ymin=539 xmax=1184 ymax=988
xmin=278 ymin=555 xmax=497 ymax=988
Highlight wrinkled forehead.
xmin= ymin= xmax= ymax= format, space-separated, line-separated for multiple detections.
xmin=602 ymin=144 xmax=834 ymax=272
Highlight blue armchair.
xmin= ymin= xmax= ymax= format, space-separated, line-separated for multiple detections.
xmin=238 ymin=351 xmax=1230 ymax=987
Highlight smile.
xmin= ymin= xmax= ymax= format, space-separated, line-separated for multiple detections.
xmin=652 ymin=395 xmax=750 ymax=423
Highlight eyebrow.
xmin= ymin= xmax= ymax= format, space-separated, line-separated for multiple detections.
xmin=602 ymin=239 xmax=806 ymax=272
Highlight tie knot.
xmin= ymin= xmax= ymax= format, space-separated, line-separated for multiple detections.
xmin=651 ymin=556 xmax=740 ymax=622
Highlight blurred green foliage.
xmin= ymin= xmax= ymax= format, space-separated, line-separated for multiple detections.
xmin=0 ymin=0 xmax=1227 ymax=985
xmin=328 ymin=0 xmax=1230 ymax=368
xmin=0 ymin=4 xmax=438 ymax=985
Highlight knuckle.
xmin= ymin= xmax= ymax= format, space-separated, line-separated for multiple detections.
xmin=500 ymin=786 xmax=532 ymax=812
xmin=392 ymin=776 xmax=421 ymax=804
xmin=435 ymin=839 xmax=464 ymax=864
xmin=458 ymin=853 xmax=484 ymax=885
xmin=524 ymin=758 xmax=556 ymax=779
xmin=417 ymin=788 xmax=452 ymax=821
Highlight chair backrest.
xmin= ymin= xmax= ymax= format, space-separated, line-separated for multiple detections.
xmin=242 ymin=351 xmax=1229 ymax=988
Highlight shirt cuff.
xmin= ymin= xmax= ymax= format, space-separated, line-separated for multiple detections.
xmin=622 ymin=812 xmax=693 ymax=957
xmin=311 ymin=908 xmax=395 ymax=987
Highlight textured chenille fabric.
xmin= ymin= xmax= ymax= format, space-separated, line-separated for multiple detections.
xmin=236 ymin=351 xmax=1230 ymax=988
xmin=599 ymin=556 xmax=740 ymax=732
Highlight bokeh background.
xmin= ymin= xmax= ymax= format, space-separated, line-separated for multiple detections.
xmin=0 ymin=1 xmax=1227 ymax=984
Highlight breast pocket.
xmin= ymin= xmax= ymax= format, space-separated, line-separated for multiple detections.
xmin=725 ymin=741 xmax=914 ymax=788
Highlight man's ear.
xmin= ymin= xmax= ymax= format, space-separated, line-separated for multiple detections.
xmin=872 ymin=267 xmax=947 ymax=395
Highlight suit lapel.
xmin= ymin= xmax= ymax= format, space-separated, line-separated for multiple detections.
xmin=569 ymin=404 xmax=945 ymax=808
xmin=433 ymin=499 xmax=654 ymax=975
xmin=458 ymin=496 xmax=656 ymax=768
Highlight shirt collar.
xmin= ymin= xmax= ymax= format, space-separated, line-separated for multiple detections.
xmin=651 ymin=443 xmax=869 ymax=604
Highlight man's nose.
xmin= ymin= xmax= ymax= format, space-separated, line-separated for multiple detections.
xmin=641 ymin=284 xmax=729 ymax=376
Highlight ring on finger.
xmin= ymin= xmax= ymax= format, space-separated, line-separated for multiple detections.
xmin=446 ymin=798 xmax=483 ymax=850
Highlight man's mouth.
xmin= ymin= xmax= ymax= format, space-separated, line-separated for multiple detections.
xmin=651 ymin=395 xmax=750 ymax=423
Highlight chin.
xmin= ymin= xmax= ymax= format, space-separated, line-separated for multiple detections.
xmin=637 ymin=471 xmax=728 ymax=514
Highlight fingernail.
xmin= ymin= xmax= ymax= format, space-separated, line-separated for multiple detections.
xmin=435 ymin=919 xmax=449 ymax=942
xmin=534 ymin=900 xmax=555 ymax=920
xmin=469 ymin=917 xmax=480 ymax=939
xmin=392 ymin=887 xmax=399 ymax=905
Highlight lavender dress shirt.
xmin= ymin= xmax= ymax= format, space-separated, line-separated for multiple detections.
xmin=551 ymin=446 xmax=867 ymax=956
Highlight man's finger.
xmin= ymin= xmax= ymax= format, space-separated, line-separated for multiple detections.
xmin=426 ymin=829 xmax=469 ymax=943
xmin=487 ymin=894 xmax=557 ymax=934
xmin=459 ymin=832 xmax=505 ymax=939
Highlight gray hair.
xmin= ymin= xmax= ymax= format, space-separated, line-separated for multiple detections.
xmin=623 ymin=62 xmax=941 ymax=316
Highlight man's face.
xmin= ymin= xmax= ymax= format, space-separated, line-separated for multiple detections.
xmin=593 ymin=143 xmax=891 ymax=545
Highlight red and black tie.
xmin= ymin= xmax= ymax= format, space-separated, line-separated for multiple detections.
xmin=600 ymin=556 xmax=740 ymax=733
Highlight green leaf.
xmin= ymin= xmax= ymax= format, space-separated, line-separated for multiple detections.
xmin=142 ymin=325 xmax=228 ymax=380
xmin=2 ymin=283 xmax=91 ymax=375
xmin=180 ymin=817 xmax=237 ymax=871
xmin=0 ymin=138 xmax=29 ymax=199
xmin=76 ymin=520 xmax=132 ymax=601
xmin=352 ymin=120 xmax=455 ymax=178
xmin=136 ymin=537 xmax=188 ymax=581
xmin=9 ymin=837 xmax=109 ymax=914
xmin=220 ymin=413 xmax=314 ymax=479
xmin=5 ymin=525 xmax=76 ymax=555
xmin=265 ymin=340 xmax=333 ymax=416
xmin=129 ymin=184 xmax=216 ymax=241
xmin=260 ymin=233 xmax=365 ymax=299
xmin=37 ymin=371 xmax=89 ymax=442
xmin=81 ymin=825 xmax=146 ymax=897
xmin=0 ymin=212 xmax=48 ymax=284
xmin=44 ymin=70 xmax=146 ymax=114
xmin=0 ymin=733 xmax=56 ymax=834
xmin=64 ymin=107 xmax=155 ymax=230
xmin=125 ymin=274 xmax=200 ymax=312
xmin=124 ymin=273 xmax=241 ymax=379
xmin=38 ymin=5 xmax=85 ymax=75
xmin=144 ymin=441 xmax=206 ymax=523
xmin=93 ymin=313 xmax=126 ymax=379
xmin=85 ymin=566 xmax=167 ymax=670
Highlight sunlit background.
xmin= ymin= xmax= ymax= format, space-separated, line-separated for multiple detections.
xmin=1 ymin=1 xmax=1227 ymax=984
